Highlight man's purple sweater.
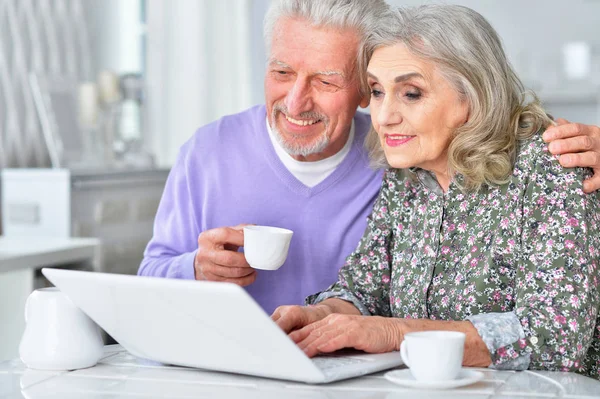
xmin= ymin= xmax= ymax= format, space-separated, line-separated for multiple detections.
xmin=139 ymin=105 xmax=383 ymax=314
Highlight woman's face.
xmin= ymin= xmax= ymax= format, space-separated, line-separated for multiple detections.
xmin=367 ymin=43 xmax=469 ymax=180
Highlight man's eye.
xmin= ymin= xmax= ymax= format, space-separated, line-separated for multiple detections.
xmin=272 ymin=70 xmax=291 ymax=80
xmin=370 ymin=89 xmax=383 ymax=98
xmin=314 ymin=80 xmax=339 ymax=91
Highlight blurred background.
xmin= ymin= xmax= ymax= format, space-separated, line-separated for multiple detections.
xmin=2 ymin=0 xmax=600 ymax=170
xmin=0 ymin=0 xmax=599 ymax=359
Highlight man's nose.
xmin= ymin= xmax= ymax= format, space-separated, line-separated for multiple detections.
xmin=284 ymin=79 xmax=313 ymax=116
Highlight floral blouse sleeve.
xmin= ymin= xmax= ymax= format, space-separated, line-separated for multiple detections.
xmin=467 ymin=312 xmax=530 ymax=370
xmin=306 ymin=171 xmax=394 ymax=317
xmin=490 ymin=148 xmax=600 ymax=372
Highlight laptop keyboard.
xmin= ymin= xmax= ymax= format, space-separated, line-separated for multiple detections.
xmin=311 ymin=355 xmax=370 ymax=371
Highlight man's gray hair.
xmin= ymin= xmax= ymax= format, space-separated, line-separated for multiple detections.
xmin=264 ymin=0 xmax=388 ymax=95
xmin=362 ymin=5 xmax=551 ymax=190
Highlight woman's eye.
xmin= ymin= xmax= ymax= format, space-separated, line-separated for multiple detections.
xmin=405 ymin=91 xmax=421 ymax=100
xmin=370 ymin=89 xmax=383 ymax=98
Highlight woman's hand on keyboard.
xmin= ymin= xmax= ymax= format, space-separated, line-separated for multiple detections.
xmin=272 ymin=298 xmax=363 ymax=334
xmin=271 ymin=304 xmax=331 ymax=334
xmin=289 ymin=314 xmax=404 ymax=358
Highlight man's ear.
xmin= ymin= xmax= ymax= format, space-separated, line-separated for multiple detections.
xmin=359 ymin=93 xmax=370 ymax=109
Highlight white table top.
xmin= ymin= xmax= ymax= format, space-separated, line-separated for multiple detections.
xmin=0 ymin=236 xmax=100 ymax=273
xmin=1 ymin=345 xmax=599 ymax=398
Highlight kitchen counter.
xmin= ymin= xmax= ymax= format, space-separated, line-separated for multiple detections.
xmin=1 ymin=345 xmax=599 ymax=398
xmin=0 ymin=236 xmax=100 ymax=274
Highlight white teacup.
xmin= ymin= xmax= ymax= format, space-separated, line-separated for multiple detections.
xmin=19 ymin=287 xmax=104 ymax=370
xmin=243 ymin=226 xmax=293 ymax=270
xmin=400 ymin=331 xmax=465 ymax=381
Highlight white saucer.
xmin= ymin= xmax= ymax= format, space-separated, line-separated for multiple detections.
xmin=384 ymin=368 xmax=485 ymax=390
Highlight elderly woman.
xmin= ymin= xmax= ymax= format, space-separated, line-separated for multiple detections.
xmin=272 ymin=5 xmax=600 ymax=378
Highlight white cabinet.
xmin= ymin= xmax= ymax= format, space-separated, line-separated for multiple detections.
xmin=1 ymin=168 xmax=169 ymax=276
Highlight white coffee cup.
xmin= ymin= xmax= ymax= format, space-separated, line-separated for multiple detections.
xmin=19 ymin=287 xmax=104 ymax=370
xmin=400 ymin=331 xmax=465 ymax=381
xmin=243 ymin=226 xmax=293 ymax=270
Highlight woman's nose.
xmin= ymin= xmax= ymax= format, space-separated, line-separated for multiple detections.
xmin=284 ymin=79 xmax=313 ymax=116
xmin=376 ymin=96 xmax=402 ymax=127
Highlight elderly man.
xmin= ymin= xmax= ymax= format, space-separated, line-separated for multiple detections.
xmin=139 ymin=0 xmax=600 ymax=314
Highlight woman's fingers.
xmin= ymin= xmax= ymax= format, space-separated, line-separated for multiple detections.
xmin=272 ymin=305 xmax=306 ymax=333
xmin=288 ymin=317 xmax=321 ymax=343
xmin=298 ymin=326 xmax=346 ymax=357
xmin=291 ymin=315 xmax=395 ymax=357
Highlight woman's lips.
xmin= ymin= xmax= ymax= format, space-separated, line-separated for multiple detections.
xmin=385 ymin=134 xmax=415 ymax=147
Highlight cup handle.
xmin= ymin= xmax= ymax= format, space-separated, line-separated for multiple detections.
xmin=400 ymin=340 xmax=410 ymax=367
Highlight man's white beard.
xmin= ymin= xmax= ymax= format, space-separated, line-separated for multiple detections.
xmin=271 ymin=124 xmax=330 ymax=157
xmin=270 ymin=107 xmax=330 ymax=157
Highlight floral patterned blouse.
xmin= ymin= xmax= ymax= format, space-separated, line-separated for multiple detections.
xmin=308 ymin=133 xmax=600 ymax=379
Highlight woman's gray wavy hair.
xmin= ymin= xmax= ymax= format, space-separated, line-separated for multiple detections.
xmin=361 ymin=5 xmax=552 ymax=191
xmin=263 ymin=0 xmax=389 ymax=98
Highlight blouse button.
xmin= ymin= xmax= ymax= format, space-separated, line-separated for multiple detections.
xmin=530 ymin=336 xmax=539 ymax=345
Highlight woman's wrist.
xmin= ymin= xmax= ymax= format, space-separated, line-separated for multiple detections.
xmin=384 ymin=317 xmax=407 ymax=351
xmin=308 ymin=303 xmax=334 ymax=321
xmin=316 ymin=298 xmax=362 ymax=316
xmin=388 ymin=318 xmax=492 ymax=366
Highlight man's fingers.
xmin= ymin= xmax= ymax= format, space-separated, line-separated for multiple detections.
xmin=583 ymin=173 xmax=600 ymax=194
xmin=202 ymin=269 xmax=257 ymax=286
xmin=548 ymin=136 xmax=596 ymax=155
xmin=221 ymin=224 xmax=255 ymax=251
xmin=543 ymin=122 xmax=587 ymax=142
xmin=231 ymin=223 xmax=254 ymax=231
xmin=199 ymin=227 xmax=245 ymax=248
xmin=210 ymin=248 xmax=250 ymax=268
xmin=556 ymin=151 xmax=600 ymax=169
xmin=205 ymin=262 xmax=254 ymax=278
xmin=195 ymin=226 xmax=255 ymax=283
xmin=554 ymin=152 xmax=600 ymax=193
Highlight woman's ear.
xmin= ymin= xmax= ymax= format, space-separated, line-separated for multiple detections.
xmin=457 ymin=99 xmax=470 ymax=126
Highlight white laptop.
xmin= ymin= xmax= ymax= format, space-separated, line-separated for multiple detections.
xmin=41 ymin=268 xmax=403 ymax=383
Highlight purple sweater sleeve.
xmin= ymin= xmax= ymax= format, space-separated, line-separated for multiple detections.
xmin=138 ymin=145 xmax=199 ymax=280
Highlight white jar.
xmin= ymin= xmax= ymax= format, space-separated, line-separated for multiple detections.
xmin=19 ymin=287 xmax=104 ymax=370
